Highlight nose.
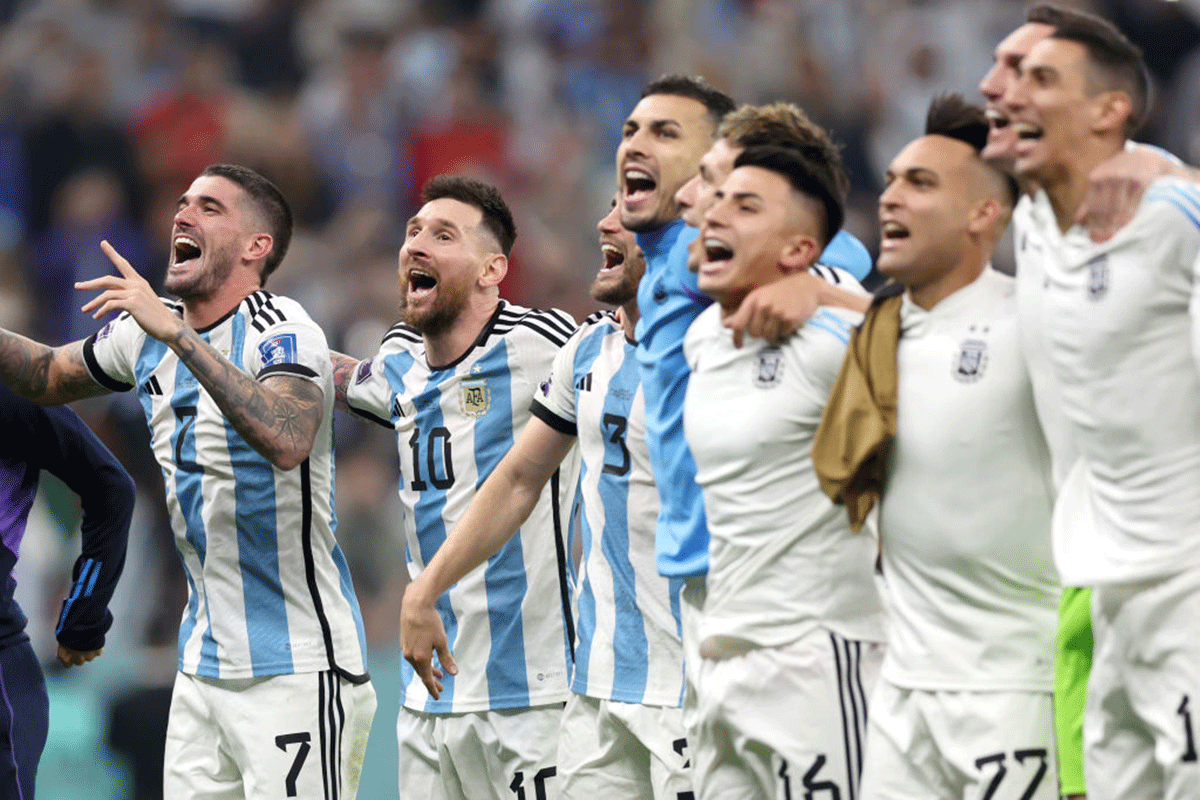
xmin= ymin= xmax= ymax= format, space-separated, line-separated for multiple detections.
xmin=979 ymin=62 xmax=1004 ymax=102
xmin=597 ymin=204 xmax=621 ymax=234
xmin=675 ymin=174 xmax=699 ymax=211
xmin=879 ymin=179 xmax=903 ymax=211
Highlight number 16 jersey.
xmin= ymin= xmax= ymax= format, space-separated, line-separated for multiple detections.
xmin=346 ymin=301 xmax=579 ymax=713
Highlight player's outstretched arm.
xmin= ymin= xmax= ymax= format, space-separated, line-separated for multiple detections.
xmin=724 ymin=269 xmax=871 ymax=347
xmin=1078 ymin=148 xmax=1200 ymax=243
xmin=0 ymin=334 xmax=109 ymax=405
xmin=401 ymin=416 xmax=576 ymax=699
xmin=79 ymin=240 xmax=323 ymax=471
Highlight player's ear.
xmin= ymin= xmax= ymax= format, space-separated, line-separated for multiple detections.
xmin=245 ymin=233 xmax=273 ymax=263
xmin=780 ymin=234 xmax=819 ymax=274
xmin=1091 ymin=90 xmax=1132 ymax=138
xmin=967 ymin=197 xmax=1003 ymax=236
xmin=479 ymin=253 xmax=508 ymax=289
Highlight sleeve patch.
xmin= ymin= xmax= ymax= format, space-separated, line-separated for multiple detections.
xmin=258 ymin=333 xmax=298 ymax=367
xmin=355 ymin=358 xmax=374 ymax=385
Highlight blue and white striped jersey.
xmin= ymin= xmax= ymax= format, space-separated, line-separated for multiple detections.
xmin=345 ymin=301 xmax=580 ymax=713
xmin=83 ymin=291 xmax=368 ymax=681
xmin=531 ymin=310 xmax=685 ymax=707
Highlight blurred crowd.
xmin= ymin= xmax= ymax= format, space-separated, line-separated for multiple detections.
xmin=0 ymin=0 xmax=1197 ymax=796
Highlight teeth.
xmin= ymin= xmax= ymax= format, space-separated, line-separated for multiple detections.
xmin=881 ymin=222 xmax=907 ymax=237
xmin=1011 ymin=122 xmax=1042 ymax=138
xmin=985 ymin=109 xmax=1008 ymax=126
xmin=704 ymin=237 xmax=730 ymax=251
xmin=600 ymin=244 xmax=622 ymax=256
xmin=624 ymin=167 xmax=652 ymax=182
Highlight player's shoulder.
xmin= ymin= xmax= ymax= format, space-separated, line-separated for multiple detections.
xmin=239 ymin=290 xmax=318 ymax=332
xmin=379 ymin=319 xmax=424 ymax=353
xmin=810 ymin=263 xmax=867 ymax=295
xmin=1138 ymin=178 xmax=1200 ymax=234
xmin=575 ymin=308 xmax=621 ymax=336
xmin=491 ymin=302 xmax=578 ymax=348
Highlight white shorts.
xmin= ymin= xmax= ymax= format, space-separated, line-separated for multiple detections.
xmin=558 ymin=693 xmax=693 ymax=800
xmin=860 ymin=679 xmax=1056 ymax=800
xmin=1086 ymin=568 xmax=1200 ymax=800
xmin=164 ymin=670 xmax=377 ymax=800
xmin=691 ymin=628 xmax=883 ymax=800
xmin=396 ymin=703 xmax=564 ymax=800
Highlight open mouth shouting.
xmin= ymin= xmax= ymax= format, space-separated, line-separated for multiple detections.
xmin=880 ymin=220 xmax=911 ymax=251
xmin=172 ymin=234 xmax=202 ymax=269
xmin=599 ymin=241 xmax=626 ymax=276
xmin=700 ymin=236 xmax=734 ymax=275
xmin=622 ymin=165 xmax=658 ymax=210
xmin=406 ymin=267 xmax=438 ymax=302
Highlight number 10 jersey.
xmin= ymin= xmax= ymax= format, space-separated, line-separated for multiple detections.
xmin=346 ymin=301 xmax=580 ymax=713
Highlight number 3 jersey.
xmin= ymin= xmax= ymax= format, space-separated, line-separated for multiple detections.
xmin=530 ymin=310 xmax=685 ymax=708
xmin=345 ymin=301 xmax=580 ymax=713
xmin=82 ymin=291 xmax=369 ymax=681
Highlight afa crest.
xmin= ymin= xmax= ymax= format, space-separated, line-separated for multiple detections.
xmin=952 ymin=338 xmax=988 ymax=383
xmin=460 ymin=376 xmax=491 ymax=417
xmin=753 ymin=346 xmax=784 ymax=389
xmin=1086 ymin=254 xmax=1109 ymax=300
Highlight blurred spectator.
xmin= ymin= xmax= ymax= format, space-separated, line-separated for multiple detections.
xmin=30 ymin=168 xmax=159 ymax=345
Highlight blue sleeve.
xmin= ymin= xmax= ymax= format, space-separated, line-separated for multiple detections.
xmin=819 ymin=230 xmax=873 ymax=281
xmin=14 ymin=392 xmax=135 ymax=652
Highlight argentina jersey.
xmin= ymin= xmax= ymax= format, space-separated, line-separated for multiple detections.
xmin=531 ymin=310 xmax=685 ymax=707
xmin=345 ymin=301 xmax=579 ymax=713
xmin=82 ymin=291 xmax=369 ymax=681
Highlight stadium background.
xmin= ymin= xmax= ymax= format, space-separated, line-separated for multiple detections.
xmin=0 ymin=0 xmax=1196 ymax=796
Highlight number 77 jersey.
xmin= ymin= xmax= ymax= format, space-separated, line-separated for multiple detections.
xmin=345 ymin=301 xmax=580 ymax=713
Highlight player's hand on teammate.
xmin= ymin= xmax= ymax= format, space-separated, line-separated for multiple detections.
xmin=77 ymin=240 xmax=185 ymax=343
xmin=1077 ymin=149 xmax=1183 ymax=243
xmin=56 ymin=644 xmax=102 ymax=668
xmin=400 ymin=578 xmax=458 ymax=699
xmin=724 ymin=270 xmax=824 ymax=347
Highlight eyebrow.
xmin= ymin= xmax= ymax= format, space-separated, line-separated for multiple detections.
xmin=886 ymin=166 xmax=940 ymax=182
xmin=406 ymin=216 xmax=463 ymax=232
xmin=178 ymin=193 xmax=227 ymax=211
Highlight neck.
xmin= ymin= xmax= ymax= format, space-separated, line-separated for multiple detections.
xmin=618 ymin=299 xmax=639 ymax=340
xmin=423 ymin=296 xmax=501 ymax=368
xmin=1043 ymin=139 xmax=1124 ymax=233
xmin=181 ymin=273 xmax=262 ymax=330
xmin=907 ymin=252 xmax=988 ymax=311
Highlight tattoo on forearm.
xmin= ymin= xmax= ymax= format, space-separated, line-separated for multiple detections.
xmin=171 ymin=328 xmax=321 ymax=466
xmin=0 ymin=334 xmax=104 ymax=403
xmin=330 ymin=352 xmax=358 ymax=410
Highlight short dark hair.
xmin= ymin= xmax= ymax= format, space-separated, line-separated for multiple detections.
xmin=420 ymin=175 xmax=517 ymax=257
xmin=1025 ymin=2 xmax=1097 ymax=28
xmin=925 ymin=94 xmax=1021 ymax=207
xmin=640 ymin=74 xmax=736 ymax=133
xmin=200 ymin=163 xmax=293 ymax=285
xmin=1048 ymin=18 xmax=1149 ymax=137
xmin=732 ymin=144 xmax=844 ymax=249
xmin=718 ymin=103 xmax=850 ymax=201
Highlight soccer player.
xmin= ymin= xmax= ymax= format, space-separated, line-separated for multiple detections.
xmin=0 ymin=163 xmax=375 ymax=799
xmin=980 ymin=8 xmax=1200 ymax=797
xmin=0 ymin=384 xmax=134 ymax=798
xmin=1002 ymin=19 xmax=1200 ymax=799
xmin=397 ymin=198 xmax=691 ymax=799
xmin=682 ymin=143 xmax=884 ymax=798
xmin=850 ymin=95 xmax=1059 ymax=800
xmin=334 ymin=176 xmax=579 ymax=799
xmin=618 ymin=80 xmax=875 ymax=740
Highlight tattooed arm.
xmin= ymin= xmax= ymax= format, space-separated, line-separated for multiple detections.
xmin=0 ymin=334 xmax=109 ymax=405
xmin=170 ymin=328 xmax=322 ymax=471
xmin=330 ymin=351 xmax=358 ymax=413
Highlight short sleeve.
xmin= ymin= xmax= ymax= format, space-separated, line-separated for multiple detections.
xmin=797 ymin=306 xmax=861 ymax=403
xmin=530 ymin=326 xmax=585 ymax=435
xmin=248 ymin=313 xmax=330 ymax=386
xmin=82 ymin=312 xmax=146 ymax=392
xmin=344 ymin=334 xmax=406 ymax=426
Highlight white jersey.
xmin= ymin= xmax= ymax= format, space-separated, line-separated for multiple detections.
xmin=83 ymin=291 xmax=368 ymax=680
xmin=879 ymin=267 xmax=1059 ymax=692
xmin=683 ymin=291 xmax=885 ymax=651
xmin=531 ymin=310 xmax=685 ymax=708
xmin=1013 ymin=180 xmax=1200 ymax=586
xmin=345 ymin=301 xmax=580 ymax=713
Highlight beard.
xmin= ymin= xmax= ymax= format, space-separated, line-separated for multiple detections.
xmin=399 ymin=275 xmax=471 ymax=337
xmin=590 ymin=268 xmax=639 ymax=306
xmin=165 ymin=247 xmax=236 ymax=302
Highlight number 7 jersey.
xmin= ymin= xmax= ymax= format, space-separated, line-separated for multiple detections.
xmin=82 ymin=292 xmax=369 ymax=681
xmin=345 ymin=301 xmax=580 ymax=713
